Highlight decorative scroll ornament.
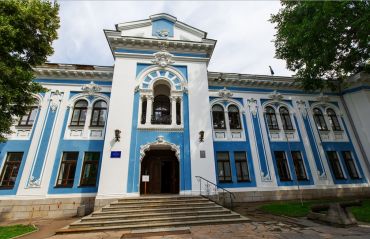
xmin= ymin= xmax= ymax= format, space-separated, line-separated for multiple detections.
xmin=156 ymin=29 xmax=169 ymax=39
xmin=268 ymin=90 xmax=283 ymax=101
xmin=296 ymin=99 xmax=307 ymax=118
xmin=261 ymin=172 xmax=272 ymax=182
xmin=218 ymin=87 xmax=233 ymax=99
xmin=316 ymin=92 xmax=330 ymax=103
xmin=152 ymin=50 xmax=174 ymax=68
xmin=140 ymin=136 xmax=180 ymax=161
xmin=81 ymin=81 xmax=101 ymax=95
xmin=50 ymin=90 xmax=63 ymax=112
xmin=247 ymin=98 xmax=258 ymax=116
xmin=318 ymin=171 xmax=327 ymax=180
xmin=28 ymin=176 xmax=41 ymax=188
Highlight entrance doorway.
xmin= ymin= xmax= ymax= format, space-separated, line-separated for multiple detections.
xmin=140 ymin=149 xmax=179 ymax=194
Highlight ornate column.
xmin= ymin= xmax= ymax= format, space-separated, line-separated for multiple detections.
xmin=138 ymin=95 xmax=144 ymax=126
xmin=146 ymin=96 xmax=153 ymax=125
xmin=180 ymin=97 xmax=184 ymax=126
xmin=171 ymin=96 xmax=177 ymax=126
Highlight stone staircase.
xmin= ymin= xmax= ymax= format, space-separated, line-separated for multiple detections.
xmin=57 ymin=195 xmax=249 ymax=234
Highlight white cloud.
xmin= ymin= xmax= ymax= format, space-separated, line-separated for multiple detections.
xmin=49 ymin=1 xmax=293 ymax=76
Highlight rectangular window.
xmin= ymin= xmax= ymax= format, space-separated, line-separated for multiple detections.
xmin=80 ymin=152 xmax=100 ymax=186
xmin=234 ymin=152 xmax=250 ymax=182
xmin=342 ymin=151 xmax=359 ymax=179
xmin=217 ymin=152 xmax=232 ymax=183
xmin=56 ymin=152 xmax=78 ymax=187
xmin=291 ymin=151 xmax=308 ymax=181
xmin=18 ymin=107 xmax=38 ymax=126
xmin=327 ymin=151 xmax=345 ymax=179
xmin=0 ymin=152 xmax=23 ymax=189
xmin=274 ymin=151 xmax=291 ymax=181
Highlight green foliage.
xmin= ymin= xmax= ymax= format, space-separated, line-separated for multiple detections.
xmin=0 ymin=224 xmax=37 ymax=239
xmin=351 ymin=199 xmax=370 ymax=223
xmin=0 ymin=0 xmax=59 ymax=142
xmin=270 ymin=1 xmax=370 ymax=91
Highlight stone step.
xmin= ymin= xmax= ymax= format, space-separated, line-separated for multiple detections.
xmin=101 ymin=201 xmax=215 ymax=211
xmin=117 ymin=196 xmax=203 ymax=202
xmin=111 ymin=198 xmax=208 ymax=206
xmin=57 ymin=217 xmax=250 ymax=234
xmin=69 ymin=213 xmax=242 ymax=228
xmin=93 ymin=205 xmax=224 ymax=216
xmin=121 ymin=227 xmax=191 ymax=238
xmin=82 ymin=209 xmax=232 ymax=222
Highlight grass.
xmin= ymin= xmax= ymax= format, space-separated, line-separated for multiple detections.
xmin=259 ymin=199 xmax=370 ymax=223
xmin=0 ymin=224 xmax=37 ymax=239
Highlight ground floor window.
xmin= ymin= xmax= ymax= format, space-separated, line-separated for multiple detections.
xmin=291 ymin=151 xmax=308 ymax=181
xmin=80 ymin=152 xmax=100 ymax=186
xmin=234 ymin=151 xmax=250 ymax=182
xmin=56 ymin=152 xmax=78 ymax=187
xmin=216 ymin=152 xmax=232 ymax=183
xmin=327 ymin=151 xmax=345 ymax=180
xmin=0 ymin=152 xmax=23 ymax=189
xmin=342 ymin=151 xmax=360 ymax=179
xmin=274 ymin=151 xmax=291 ymax=181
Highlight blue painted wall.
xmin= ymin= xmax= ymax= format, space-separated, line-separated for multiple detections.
xmin=152 ymin=19 xmax=174 ymax=37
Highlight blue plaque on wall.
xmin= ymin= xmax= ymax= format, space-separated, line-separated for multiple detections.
xmin=110 ymin=151 xmax=121 ymax=158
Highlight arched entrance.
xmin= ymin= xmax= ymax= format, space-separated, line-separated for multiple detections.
xmin=140 ymin=149 xmax=179 ymax=194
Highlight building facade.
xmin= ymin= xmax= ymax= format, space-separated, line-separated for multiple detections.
xmin=1 ymin=13 xmax=370 ymax=219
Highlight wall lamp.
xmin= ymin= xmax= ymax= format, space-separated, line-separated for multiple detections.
xmin=199 ymin=130 xmax=204 ymax=143
xmin=114 ymin=129 xmax=121 ymax=142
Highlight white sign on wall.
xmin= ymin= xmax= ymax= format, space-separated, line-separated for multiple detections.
xmin=142 ymin=175 xmax=150 ymax=182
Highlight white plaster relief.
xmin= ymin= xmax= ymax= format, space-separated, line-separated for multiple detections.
xmin=139 ymin=136 xmax=180 ymax=161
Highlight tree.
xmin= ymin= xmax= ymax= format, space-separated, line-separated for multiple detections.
xmin=0 ymin=0 xmax=59 ymax=142
xmin=270 ymin=1 xmax=369 ymax=91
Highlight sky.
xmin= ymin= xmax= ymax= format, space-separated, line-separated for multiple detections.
xmin=48 ymin=1 xmax=294 ymax=77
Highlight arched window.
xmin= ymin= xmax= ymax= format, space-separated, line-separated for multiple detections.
xmin=70 ymin=100 xmax=88 ymax=126
xmin=313 ymin=108 xmax=328 ymax=131
xmin=212 ymin=104 xmax=226 ymax=129
xmin=18 ymin=105 xmax=38 ymax=127
xmin=90 ymin=100 xmax=107 ymax=127
xmin=327 ymin=108 xmax=341 ymax=131
xmin=152 ymin=95 xmax=171 ymax=124
xmin=265 ymin=106 xmax=279 ymax=130
xmin=279 ymin=107 xmax=293 ymax=130
xmin=228 ymin=105 xmax=241 ymax=129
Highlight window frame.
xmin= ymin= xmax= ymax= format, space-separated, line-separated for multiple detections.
xmin=274 ymin=151 xmax=291 ymax=181
xmin=234 ymin=151 xmax=250 ymax=182
xmin=216 ymin=151 xmax=232 ymax=183
xmin=326 ymin=108 xmax=342 ymax=131
xmin=55 ymin=152 xmax=79 ymax=188
xmin=80 ymin=152 xmax=100 ymax=187
xmin=313 ymin=108 xmax=328 ymax=131
xmin=18 ymin=106 xmax=38 ymax=127
xmin=70 ymin=100 xmax=88 ymax=127
xmin=265 ymin=106 xmax=279 ymax=130
xmin=326 ymin=151 xmax=345 ymax=180
xmin=279 ymin=107 xmax=294 ymax=130
xmin=342 ymin=151 xmax=360 ymax=179
xmin=152 ymin=95 xmax=171 ymax=125
xmin=291 ymin=151 xmax=308 ymax=181
xmin=212 ymin=104 xmax=226 ymax=130
xmin=90 ymin=100 xmax=107 ymax=127
xmin=0 ymin=152 xmax=23 ymax=189
xmin=228 ymin=105 xmax=242 ymax=130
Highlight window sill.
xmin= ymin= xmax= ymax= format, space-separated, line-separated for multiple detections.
xmin=68 ymin=125 xmax=85 ymax=128
xmin=89 ymin=126 xmax=105 ymax=129
xmin=282 ymin=129 xmax=295 ymax=132
xmin=15 ymin=125 xmax=33 ymax=129
xmin=268 ymin=129 xmax=280 ymax=132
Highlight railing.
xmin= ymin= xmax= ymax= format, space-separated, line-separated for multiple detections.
xmin=151 ymin=115 xmax=171 ymax=125
xmin=195 ymin=176 xmax=236 ymax=209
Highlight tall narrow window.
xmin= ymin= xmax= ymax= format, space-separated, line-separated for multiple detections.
xmin=234 ymin=152 xmax=250 ymax=182
xmin=56 ymin=152 xmax=78 ymax=187
xmin=327 ymin=108 xmax=342 ymax=131
xmin=327 ymin=151 xmax=345 ymax=179
xmin=342 ymin=151 xmax=359 ymax=179
xmin=90 ymin=100 xmax=107 ymax=127
xmin=152 ymin=95 xmax=171 ymax=124
xmin=176 ymin=100 xmax=181 ymax=125
xmin=274 ymin=151 xmax=291 ymax=181
xmin=217 ymin=152 xmax=232 ymax=182
xmin=70 ymin=100 xmax=88 ymax=126
xmin=80 ymin=152 xmax=100 ymax=186
xmin=279 ymin=107 xmax=293 ymax=130
xmin=212 ymin=104 xmax=226 ymax=129
xmin=313 ymin=108 xmax=328 ymax=131
xmin=18 ymin=106 xmax=38 ymax=127
xmin=265 ymin=106 xmax=279 ymax=130
xmin=0 ymin=152 xmax=23 ymax=189
xmin=291 ymin=151 xmax=307 ymax=180
xmin=141 ymin=99 xmax=147 ymax=124
xmin=228 ymin=105 xmax=241 ymax=129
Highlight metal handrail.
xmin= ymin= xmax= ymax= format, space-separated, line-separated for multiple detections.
xmin=195 ymin=176 xmax=236 ymax=209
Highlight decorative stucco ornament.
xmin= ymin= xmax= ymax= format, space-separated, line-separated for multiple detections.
xmin=50 ymin=90 xmax=63 ymax=112
xmin=140 ymin=136 xmax=180 ymax=161
xmin=296 ymin=100 xmax=307 ymax=118
xmin=28 ymin=176 xmax=41 ymax=188
xmin=318 ymin=171 xmax=327 ymax=180
xmin=152 ymin=50 xmax=174 ymax=68
xmin=316 ymin=92 xmax=330 ymax=103
xmin=156 ymin=29 xmax=169 ymax=39
xmin=268 ymin=90 xmax=283 ymax=101
xmin=218 ymin=87 xmax=233 ymax=99
xmin=247 ymin=98 xmax=258 ymax=117
xmin=81 ymin=81 xmax=101 ymax=95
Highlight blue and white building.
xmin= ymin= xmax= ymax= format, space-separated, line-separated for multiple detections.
xmin=1 ymin=14 xmax=370 ymax=218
